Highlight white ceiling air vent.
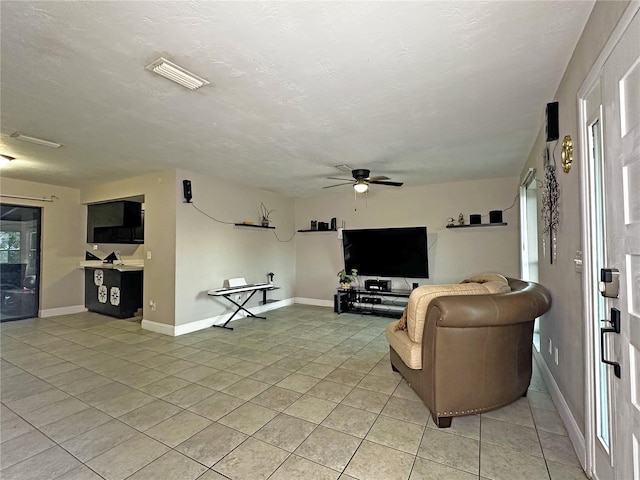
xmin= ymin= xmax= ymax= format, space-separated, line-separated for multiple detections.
xmin=145 ymin=57 xmax=210 ymax=90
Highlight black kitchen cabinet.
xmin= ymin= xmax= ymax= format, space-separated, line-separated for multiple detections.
xmin=84 ymin=268 xmax=143 ymax=319
xmin=87 ymin=201 xmax=144 ymax=244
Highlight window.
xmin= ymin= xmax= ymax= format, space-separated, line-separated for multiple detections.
xmin=0 ymin=231 xmax=21 ymax=263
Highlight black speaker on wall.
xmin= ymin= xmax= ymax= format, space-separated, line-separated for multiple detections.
xmin=183 ymin=180 xmax=192 ymax=203
xmin=546 ymin=102 xmax=559 ymax=142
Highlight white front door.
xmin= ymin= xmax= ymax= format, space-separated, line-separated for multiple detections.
xmin=602 ymin=7 xmax=640 ymax=478
xmin=582 ymin=5 xmax=640 ymax=479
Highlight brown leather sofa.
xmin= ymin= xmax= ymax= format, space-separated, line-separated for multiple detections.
xmin=387 ymin=278 xmax=551 ymax=428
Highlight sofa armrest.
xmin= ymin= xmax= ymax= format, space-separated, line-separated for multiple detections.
xmin=427 ymin=280 xmax=551 ymax=329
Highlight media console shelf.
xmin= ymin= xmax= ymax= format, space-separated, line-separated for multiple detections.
xmin=446 ymin=223 xmax=507 ymax=229
xmin=234 ymin=223 xmax=275 ymax=229
xmin=335 ymin=287 xmax=411 ymax=318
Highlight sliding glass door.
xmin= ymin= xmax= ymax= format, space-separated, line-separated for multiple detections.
xmin=0 ymin=204 xmax=41 ymax=321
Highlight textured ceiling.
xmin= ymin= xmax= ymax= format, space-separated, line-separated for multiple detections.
xmin=0 ymin=1 xmax=594 ymax=196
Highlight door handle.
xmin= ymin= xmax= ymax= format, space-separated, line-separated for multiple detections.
xmin=600 ymin=308 xmax=621 ymax=378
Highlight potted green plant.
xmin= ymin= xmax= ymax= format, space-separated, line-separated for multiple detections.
xmin=338 ymin=268 xmax=358 ymax=288
xmin=259 ymin=202 xmax=274 ymax=227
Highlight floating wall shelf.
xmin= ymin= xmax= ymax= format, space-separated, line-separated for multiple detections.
xmin=297 ymin=229 xmax=337 ymax=233
xmin=446 ymin=223 xmax=507 ymax=229
xmin=234 ymin=223 xmax=275 ymax=229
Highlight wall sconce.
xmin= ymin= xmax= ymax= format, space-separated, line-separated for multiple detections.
xmin=561 ymin=135 xmax=573 ymax=173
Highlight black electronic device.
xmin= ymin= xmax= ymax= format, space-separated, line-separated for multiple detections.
xmin=412 ymin=282 xmax=419 ymax=289
xmin=365 ymin=279 xmax=391 ymax=291
xmin=183 ymin=180 xmax=193 ymax=203
xmin=331 ymin=217 xmax=337 ymax=230
xmin=490 ymin=210 xmax=503 ymax=223
xmin=318 ymin=222 xmax=329 ymax=231
xmin=310 ymin=220 xmax=317 ymax=230
xmin=361 ymin=296 xmax=382 ymax=304
xmin=546 ymin=102 xmax=559 ymax=142
xmin=342 ymin=226 xmax=429 ymax=278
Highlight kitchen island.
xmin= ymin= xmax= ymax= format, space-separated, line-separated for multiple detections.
xmin=80 ymin=261 xmax=143 ymax=319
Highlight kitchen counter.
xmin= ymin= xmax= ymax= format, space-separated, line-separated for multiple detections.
xmin=78 ymin=260 xmax=144 ymax=272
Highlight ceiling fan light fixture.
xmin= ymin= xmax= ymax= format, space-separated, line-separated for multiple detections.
xmin=354 ymin=181 xmax=369 ymax=194
xmin=10 ymin=133 xmax=63 ymax=148
xmin=145 ymin=57 xmax=209 ymax=90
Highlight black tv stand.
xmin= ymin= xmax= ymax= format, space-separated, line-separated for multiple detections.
xmin=334 ymin=287 xmax=411 ymax=318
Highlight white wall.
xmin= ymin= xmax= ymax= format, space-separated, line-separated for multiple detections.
xmin=294 ymin=176 xmax=521 ymax=301
xmin=520 ymin=0 xmax=630 ymax=437
xmin=174 ymin=169 xmax=296 ymax=327
xmin=81 ymin=170 xmax=178 ymax=327
xmin=0 ymin=177 xmax=85 ymax=315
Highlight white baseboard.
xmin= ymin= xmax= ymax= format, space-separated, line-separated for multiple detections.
xmin=140 ymin=319 xmax=176 ymax=336
xmin=40 ymin=305 xmax=87 ymax=318
xmin=142 ymin=298 xmax=295 ymax=336
xmin=294 ymin=297 xmax=333 ymax=308
xmin=533 ymin=349 xmax=586 ymax=470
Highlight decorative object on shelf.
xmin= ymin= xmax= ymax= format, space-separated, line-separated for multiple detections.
xmin=489 ymin=210 xmax=503 ymax=223
xmin=458 ymin=213 xmax=465 ymax=225
xmin=338 ymin=268 xmax=358 ymax=288
xmin=561 ymin=135 xmax=573 ymax=173
xmin=541 ymin=146 xmax=560 ymax=264
xmin=259 ymin=202 xmax=274 ymax=227
xmin=447 ymin=217 xmax=455 ymax=227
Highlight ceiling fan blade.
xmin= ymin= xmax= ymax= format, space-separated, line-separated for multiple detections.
xmin=326 ymin=176 xmax=354 ymax=181
xmin=367 ymin=175 xmax=390 ymax=182
xmin=323 ymin=182 xmax=353 ymax=189
xmin=370 ymin=180 xmax=404 ymax=187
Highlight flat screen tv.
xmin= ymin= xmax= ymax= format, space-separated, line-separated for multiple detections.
xmin=342 ymin=226 xmax=428 ymax=278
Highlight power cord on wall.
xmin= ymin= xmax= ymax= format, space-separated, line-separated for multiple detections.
xmin=271 ymin=230 xmax=296 ymax=243
xmin=190 ymin=202 xmax=235 ymax=225
xmin=191 ymin=202 xmax=296 ymax=242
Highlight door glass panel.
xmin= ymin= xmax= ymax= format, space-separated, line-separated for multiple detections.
xmin=589 ymin=118 xmax=611 ymax=450
xmin=520 ymin=179 xmax=540 ymax=350
xmin=0 ymin=204 xmax=40 ymax=321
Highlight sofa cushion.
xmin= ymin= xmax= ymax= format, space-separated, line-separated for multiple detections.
xmin=461 ymin=273 xmax=509 ymax=286
xmin=480 ymin=280 xmax=511 ymax=294
xmin=406 ymin=283 xmax=491 ymax=343
xmin=386 ymin=321 xmax=422 ymax=369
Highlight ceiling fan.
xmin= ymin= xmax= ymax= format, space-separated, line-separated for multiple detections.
xmin=324 ymin=168 xmax=403 ymax=193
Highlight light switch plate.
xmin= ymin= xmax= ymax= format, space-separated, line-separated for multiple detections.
xmin=573 ymin=251 xmax=583 ymax=273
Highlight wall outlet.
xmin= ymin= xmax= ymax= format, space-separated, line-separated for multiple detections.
xmin=146 ymin=251 xmax=152 ymax=260
xmin=92 ymin=244 xmax=98 ymax=251
xmin=548 ymin=338 xmax=553 ymax=355
xmin=149 ymin=300 xmax=156 ymax=311
xmin=554 ymin=347 xmax=559 ymax=365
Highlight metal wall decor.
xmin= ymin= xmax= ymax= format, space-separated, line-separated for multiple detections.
xmin=541 ymin=146 xmax=560 ymax=264
xmin=561 ymin=135 xmax=573 ymax=173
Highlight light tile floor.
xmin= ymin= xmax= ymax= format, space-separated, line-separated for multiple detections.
xmin=0 ymin=305 xmax=588 ymax=480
